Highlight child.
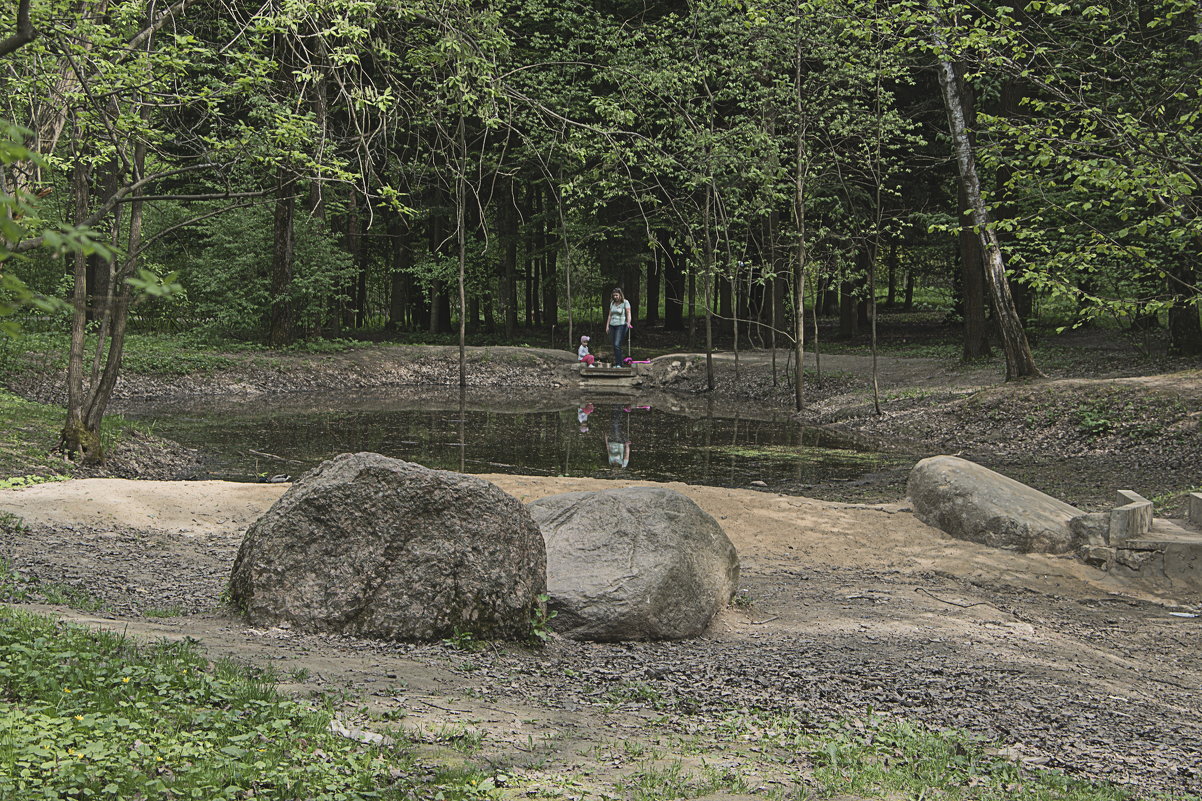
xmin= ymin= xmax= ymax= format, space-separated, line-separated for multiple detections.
xmin=578 ymin=335 xmax=595 ymax=366
xmin=577 ymin=402 xmax=594 ymax=432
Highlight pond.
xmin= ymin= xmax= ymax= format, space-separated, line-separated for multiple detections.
xmin=125 ymin=388 xmax=903 ymax=493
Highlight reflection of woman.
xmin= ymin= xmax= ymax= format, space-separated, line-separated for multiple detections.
xmin=605 ymin=287 xmax=633 ymax=366
xmin=605 ymin=406 xmax=630 ymax=468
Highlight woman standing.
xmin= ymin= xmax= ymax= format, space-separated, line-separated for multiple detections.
xmin=605 ymin=287 xmax=633 ymax=366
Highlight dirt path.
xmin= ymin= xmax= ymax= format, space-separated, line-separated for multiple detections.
xmin=3 ymin=477 xmax=1200 ymax=797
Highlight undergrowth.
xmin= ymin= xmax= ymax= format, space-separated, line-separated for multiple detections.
xmin=0 ymin=608 xmax=499 ymax=800
xmin=0 ymin=388 xmax=146 ymax=479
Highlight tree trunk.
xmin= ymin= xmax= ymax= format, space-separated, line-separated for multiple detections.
xmin=542 ymin=194 xmax=558 ymax=330
xmin=646 ymin=252 xmax=661 ymax=327
xmin=387 ymin=214 xmax=410 ymax=331
xmin=960 ymin=181 xmax=991 ymax=360
xmin=885 ymin=234 xmax=898 ymax=307
xmin=62 ymin=157 xmax=101 ymax=462
xmin=688 ymin=264 xmax=697 ymax=348
xmin=703 ymin=189 xmax=715 ymax=391
xmin=932 ymin=17 xmax=1041 ymax=379
xmin=500 ymin=191 xmax=518 ymax=337
xmin=429 ymin=203 xmax=443 ymax=335
xmin=456 ymin=116 xmax=467 ymax=387
xmin=839 ymin=279 xmax=858 ymax=339
xmin=85 ymin=164 xmax=143 ymax=436
xmin=662 ymin=230 xmax=685 ymax=331
xmin=342 ymin=191 xmax=363 ymax=329
xmin=531 ymin=186 xmax=542 ymax=327
xmin=1167 ymin=254 xmax=1202 ymax=355
xmin=717 ymin=274 xmax=732 ymax=333
xmin=268 ymin=167 xmax=295 ymax=347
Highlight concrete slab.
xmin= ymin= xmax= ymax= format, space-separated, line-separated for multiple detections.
xmin=1123 ymin=519 xmax=1202 ymax=550
xmin=579 ymin=366 xmax=640 ymax=391
xmin=579 ymin=367 xmax=636 ymax=378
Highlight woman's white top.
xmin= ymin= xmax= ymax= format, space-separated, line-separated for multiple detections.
xmin=609 ymin=300 xmax=630 ymax=327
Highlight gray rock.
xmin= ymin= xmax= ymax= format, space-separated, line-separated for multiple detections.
xmin=230 ymin=453 xmax=545 ymax=641
xmin=528 ymin=487 xmax=738 ymax=641
xmin=1079 ymin=545 xmax=1115 ymax=569
xmin=907 ymin=456 xmax=1080 ymax=553
xmin=1070 ymin=512 xmax=1110 ymax=547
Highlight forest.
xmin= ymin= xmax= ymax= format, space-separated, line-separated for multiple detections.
xmin=1 ymin=0 xmax=1201 ymax=454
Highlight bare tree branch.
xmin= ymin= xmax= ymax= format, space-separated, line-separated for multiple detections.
xmin=0 ymin=0 xmax=35 ymax=59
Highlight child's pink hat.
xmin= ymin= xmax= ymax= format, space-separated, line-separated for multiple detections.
xmin=580 ymin=335 xmax=590 ymax=342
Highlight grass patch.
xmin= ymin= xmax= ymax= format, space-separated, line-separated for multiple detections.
xmin=702 ymin=710 xmax=1159 ymax=801
xmin=604 ymin=681 xmax=664 ymax=708
xmin=0 ymin=389 xmax=70 ymax=477
xmin=0 ymin=473 xmax=69 ymax=490
xmin=0 ymin=607 xmax=500 ymax=800
xmin=619 ymin=758 xmax=746 ymax=801
xmin=0 ymin=559 xmax=109 ymax=612
xmin=4 ymin=331 xmax=242 ymax=377
xmin=0 ymin=388 xmax=157 ymax=479
xmin=809 ymin=716 xmax=1142 ymax=801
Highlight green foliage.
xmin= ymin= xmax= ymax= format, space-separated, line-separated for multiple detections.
xmin=442 ymin=628 xmax=484 ymax=652
xmin=1072 ymin=396 xmax=1170 ymax=440
xmin=809 ymin=715 xmax=1135 ymax=801
xmin=0 ymin=473 xmax=68 ymax=490
xmin=704 ymin=710 xmax=1143 ymax=801
xmin=0 ymin=388 xmax=70 ymax=477
xmin=604 ymin=681 xmax=663 ymax=707
xmin=0 ymin=559 xmax=110 ymax=612
xmin=1075 ymin=399 xmax=1117 ymax=437
xmin=730 ymin=590 xmax=755 ymax=609
xmin=528 ymin=593 xmax=557 ymax=644
xmin=0 ymin=607 xmax=501 ymax=800
xmin=169 ymin=205 xmax=355 ymax=340
xmin=0 ymin=122 xmax=110 ymax=338
xmin=0 ymin=559 xmax=33 ymax=601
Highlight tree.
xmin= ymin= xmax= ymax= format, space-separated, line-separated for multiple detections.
xmin=925 ymin=0 xmax=1042 ymax=379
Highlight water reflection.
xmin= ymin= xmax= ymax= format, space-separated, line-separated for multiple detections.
xmin=123 ymin=389 xmax=898 ymax=491
xmin=606 ymin=405 xmax=631 ymax=470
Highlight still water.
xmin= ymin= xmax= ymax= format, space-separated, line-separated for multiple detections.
xmin=125 ymin=388 xmax=898 ymax=491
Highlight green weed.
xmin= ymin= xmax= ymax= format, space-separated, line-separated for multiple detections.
xmin=604 ymin=681 xmax=663 ymax=707
xmin=443 ymin=628 xmax=484 ymax=652
xmin=35 ymin=581 xmax=109 ymax=613
xmin=0 ymin=473 xmax=68 ymax=490
xmin=619 ymin=758 xmax=742 ymax=801
xmin=0 ymin=560 xmax=108 ymax=611
xmin=0 ymin=559 xmax=33 ymax=602
xmin=529 ymin=593 xmax=557 ymax=644
xmin=703 ymin=710 xmax=1146 ymax=801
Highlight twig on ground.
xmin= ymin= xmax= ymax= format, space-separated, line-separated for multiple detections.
xmin=248 ymin=449 xmax=305 ymax=464
xmin=915 ymin=587 xmax=991 ymax=609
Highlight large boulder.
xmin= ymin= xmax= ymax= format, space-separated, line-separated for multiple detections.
xmin=229 ymin=453 xmax=545 ymax=641
xmin=527 ymin=487 xmax=738 ymax=641
xmin=907 ymin=455 xmax=1080 ymax=553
